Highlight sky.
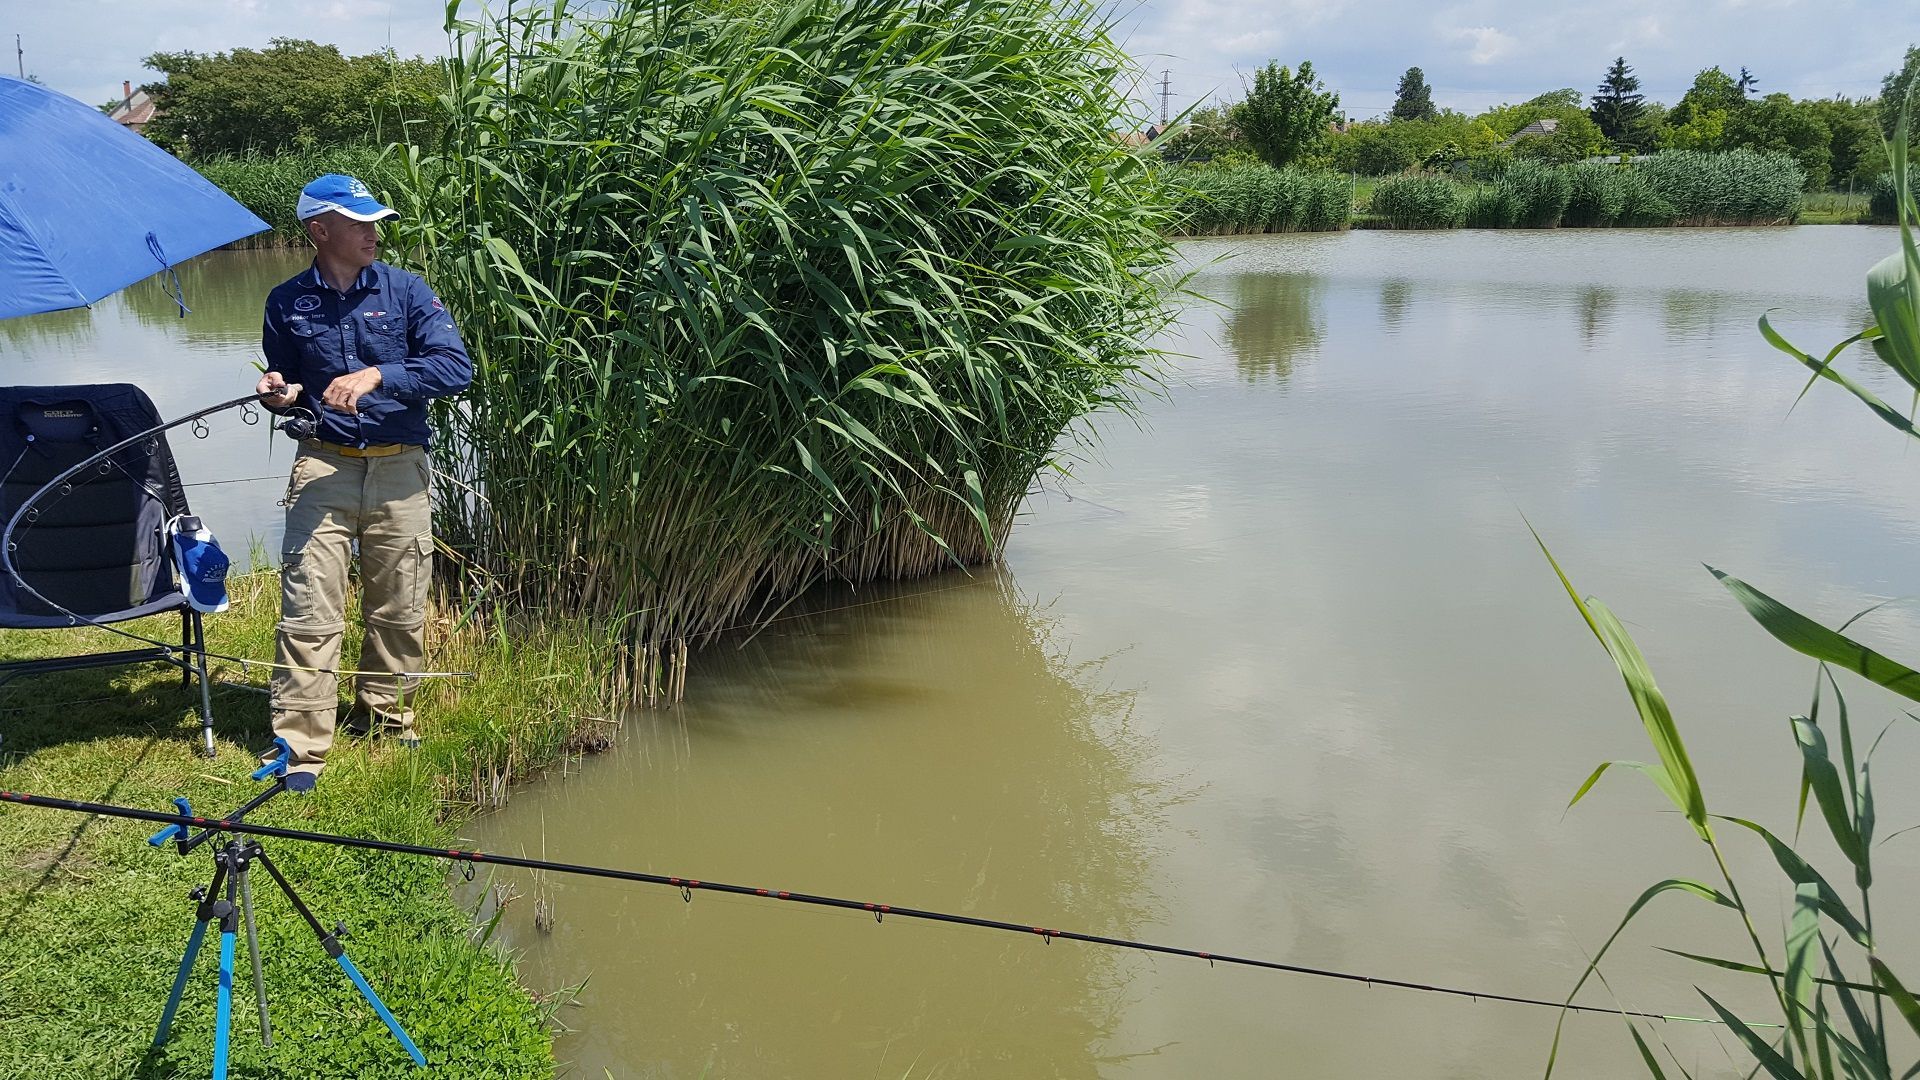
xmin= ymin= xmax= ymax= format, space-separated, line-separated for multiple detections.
xmin=4 ymin=0 xmax=1916 ymax=123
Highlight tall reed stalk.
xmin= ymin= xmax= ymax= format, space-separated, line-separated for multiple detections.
xmin=1545 ymin=99 xmax=1919 ymax=1080
xmin=386 ymin=0 xmax=1175 ymax=693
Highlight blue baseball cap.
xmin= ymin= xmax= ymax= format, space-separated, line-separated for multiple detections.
xmin=295 ymin=173 xmax=398 ymax=223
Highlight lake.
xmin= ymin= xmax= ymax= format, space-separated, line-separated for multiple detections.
xmin=8 ymin=228 xmax=1916 ymax=1076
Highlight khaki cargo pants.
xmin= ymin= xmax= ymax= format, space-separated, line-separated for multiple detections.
xmin=270 ymin=443 xmax=434 ymax=777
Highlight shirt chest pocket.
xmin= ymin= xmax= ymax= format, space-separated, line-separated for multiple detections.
xmin=287 ymin=320 xmax=342 ymax=373
xmin=358 ymin=316 xmax=408 ymax=366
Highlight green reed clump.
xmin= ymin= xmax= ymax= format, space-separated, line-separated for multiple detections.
xmin=1465 ymin=162 xmax=1570 ymax=229
xmin=1170 ymin=164 xmax=1349 ymax=234
xmin=1640 ymin=148 xmax=1804 ymax=225
xmin=1499 ymin=160 xmax=1571 ymax=228
xmin=1563 ymin=163 xmax=1625 ymax=227
xmin=1367 ymin=172 xmax=1464 ymax=228
xmin=388 ymin=0 xmax=1175 ymax=687
xmin=194 ymin=147 xmax=400 ymax=245
xmin=1869 ymin=171 xmax=1918 ymax=224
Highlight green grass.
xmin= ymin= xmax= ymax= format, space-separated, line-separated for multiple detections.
xmin=0 ymin=573 xmax=605 ymax=1077
xmin=1800 ymin=189 xmax=1870 ymax=225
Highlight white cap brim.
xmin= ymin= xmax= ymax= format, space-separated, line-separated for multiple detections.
xmin=297 ymin=194 xmax=399 ymax=223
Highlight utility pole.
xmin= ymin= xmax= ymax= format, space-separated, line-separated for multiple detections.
xmin=15 ymin=35 xmax=22 ymax=80
xmin=1158 ymin=70 xmax=1171 ymax=127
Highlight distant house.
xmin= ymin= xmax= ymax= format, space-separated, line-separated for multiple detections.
xmin=1500 ymin=118 xmax=1557 ymax=148
xmin=1115 ymin=124 xmax=1163 ymax=147
xmin=105 ymin=81 xmax=157 ymax=135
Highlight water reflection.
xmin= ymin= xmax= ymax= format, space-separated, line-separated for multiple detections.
xmin=1378 ymin=279 xmax=1412 ymax=334
xmin=1226 ymin=272 xmax=1323 ymax=383
xmin=122 ymin=248 xmax=311 ymax=344
xmin=468 ymin=570 xmax=1166 ymax=1078
xmin=1576 ymin=286 xmax=1615 ymax=344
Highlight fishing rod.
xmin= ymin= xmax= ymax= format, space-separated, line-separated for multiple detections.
xmin=0 ymin=785 xmax=1722 ymax=1026
xmin=0 ymin=393 xmax=471 ymax=681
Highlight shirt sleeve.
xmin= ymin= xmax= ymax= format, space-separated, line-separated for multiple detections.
xmin=260 ymin=297 xmax=301 ymax=413
xmin=375 ymin=276 xmax=474 ymax=403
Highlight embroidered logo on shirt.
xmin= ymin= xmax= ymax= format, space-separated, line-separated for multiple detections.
xmin=363 ymin=311 xmax=388 ymax=318
xmin=430 ymin=297 xmax=444 ymax=311
xmin=293 ymin=295 xmax=321 ymax=313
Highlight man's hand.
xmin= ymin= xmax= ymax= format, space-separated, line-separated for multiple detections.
xmin=321 ymin=367 xmax=383 ymax=413
xmin=256 ymin=371 xmax=302 ymax=409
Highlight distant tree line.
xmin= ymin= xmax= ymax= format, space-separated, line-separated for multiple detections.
xmin=1160 ymin=45 xmax=1920 ymax=191
xmin=131 ymin=38 xmax=443 ymax=158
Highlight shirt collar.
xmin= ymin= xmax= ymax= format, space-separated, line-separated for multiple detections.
xmin=300 ymin=261 xmax=383 ymax=294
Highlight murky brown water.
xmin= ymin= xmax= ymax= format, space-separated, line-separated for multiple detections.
xmin=9 ymin=230 xmax=1918 ymax=1076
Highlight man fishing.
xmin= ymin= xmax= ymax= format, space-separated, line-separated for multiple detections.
xmin=255 ymin=174 xmax=472 ymax=792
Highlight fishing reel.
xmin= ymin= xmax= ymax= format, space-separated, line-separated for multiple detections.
xmin=273 ymin=408 xmax=320 ymax=442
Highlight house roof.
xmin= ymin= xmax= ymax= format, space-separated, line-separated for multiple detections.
xmin=1500 ymin=118 xmax=1558 ymax=147
xmin=107 ymin=89 xmax=156 ymax=128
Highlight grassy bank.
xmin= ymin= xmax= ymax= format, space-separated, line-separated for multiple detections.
xmin=0 ymin=573 xmax=605 ymax=1077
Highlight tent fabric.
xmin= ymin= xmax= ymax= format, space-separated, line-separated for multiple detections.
xmin=0 ymin=76 xmax=269 ymax=319
xmin=0 ymin=383 xmax=191 ymax=626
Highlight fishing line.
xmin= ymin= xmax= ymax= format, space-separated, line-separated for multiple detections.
xmin=0 ymin=394 xmax=472 ymax=683
xmin=0 ymin=786 xmax=1734 ymax=1027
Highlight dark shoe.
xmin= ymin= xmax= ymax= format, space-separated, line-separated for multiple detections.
xmin=284 ymin=772 xmax=318 ymax=794
xmin=340 ymin=706 xmax=373 ymax=739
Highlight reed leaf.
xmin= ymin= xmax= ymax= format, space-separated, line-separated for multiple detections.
xmin=1703 ymin=992 xmax=1805 ymax=1080
xmin=1709 ymin=568 xmax=1920 ymax=705
xmin=1543 ymin=878 xmax=1736 ymax=1078
xmin=1873 ymin=960 xmax=1920 ymax=1043
xmin=1533 ymin=527 xmax=1708 ymax=837
xmin=1715 ymin=816 xmax=1870 ymax=949
xmin=1791 ymin=715 xmax=1869 ymax=880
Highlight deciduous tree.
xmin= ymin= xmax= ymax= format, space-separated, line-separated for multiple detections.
xmin=1884 ymin=44 xmax=1920 ymax=136
xmin=1230 ymin=60 xmax=1340 ymax=169
xmin=142 ymin=38 xmax=442 ymax=157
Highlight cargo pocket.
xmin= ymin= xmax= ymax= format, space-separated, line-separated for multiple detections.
xmin=278 ymin=549 xmax=344 ymax=634
xmin=365 ymin=534 xmax=434 ymax=629
xmin=410 ymin=534 xmax=434 ymax=612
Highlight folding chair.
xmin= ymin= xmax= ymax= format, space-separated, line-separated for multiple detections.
xmin=0 ymin=384 xmax=216 ymax=754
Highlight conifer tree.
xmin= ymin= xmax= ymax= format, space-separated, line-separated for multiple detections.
xmin=1391 ymin=66 xmax=1437 ymax=122
xmin=1588 ymin=56 xmax=1644 ymax=145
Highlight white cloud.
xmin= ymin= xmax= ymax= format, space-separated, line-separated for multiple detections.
xmin=1449 ymin=25 xmax=1519 ymax=66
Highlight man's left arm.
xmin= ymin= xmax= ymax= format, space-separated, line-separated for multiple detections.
xmin=374 ymin=278 xmax=475 ymax=403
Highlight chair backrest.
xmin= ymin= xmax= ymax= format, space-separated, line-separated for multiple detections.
xmin=0 ymin=384 xmax=188 ymax=620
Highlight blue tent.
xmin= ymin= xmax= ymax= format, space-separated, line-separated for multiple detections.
xmin=0 ymin=75 xmax=269 ymax=319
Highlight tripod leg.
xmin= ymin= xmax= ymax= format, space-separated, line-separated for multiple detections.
xmin=211 ymin=856 xmax=242 ymax=1080
xmin=151 ymin=919 xmax=209 ymax=1050
xmin=335 ymin=954 xmax=427 ymax=1067
xmin=152 ymin=859 xmax=229 ymax=1050
xmin=214 ymin=924 xmax=237 ymax=1080
xmin=238 ymin=859 xmax=273 ymax=1046
xmin=253 ymin=848 xmax=426 ymax=1067
xmin=191 ymin=611 xmax=216 ymax=757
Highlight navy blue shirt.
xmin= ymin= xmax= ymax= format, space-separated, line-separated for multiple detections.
xmin=261 ymin=261 xmax=472 ymax=448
